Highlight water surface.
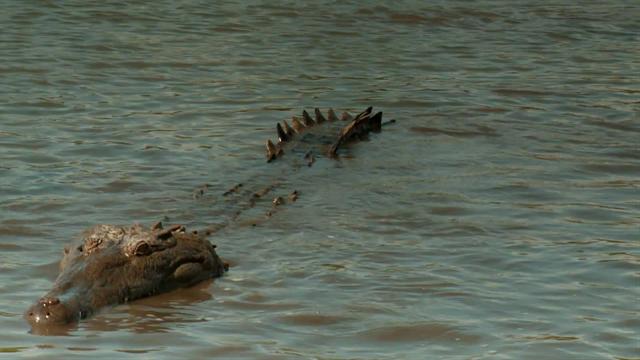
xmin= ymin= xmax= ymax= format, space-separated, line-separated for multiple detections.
xmin=1 ymin=1 xmax=638 ymax=359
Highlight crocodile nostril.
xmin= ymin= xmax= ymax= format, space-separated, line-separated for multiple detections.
xmin=40 ymin=297 xmax=60 ymax=306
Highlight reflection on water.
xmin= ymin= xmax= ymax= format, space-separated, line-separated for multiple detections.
xmin=1 ymin=0 xmax=638 ymax=359
xmin=82 ymin=280 xmax=214 ymax=334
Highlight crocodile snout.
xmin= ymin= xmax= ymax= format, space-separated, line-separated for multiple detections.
xmin=25 ymin=296 xmax=80 ymax=326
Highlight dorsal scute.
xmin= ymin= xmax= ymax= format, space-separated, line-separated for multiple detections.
xmin=302 ymin=110 xmax=316 ymax=126
xmin=282 ymin=120 xmax=294 ymax=137
xmin=353 ymin=106 xmax=373 ymax=121
xmin=369 ymin=111 xmax=383 ymax=133
xmin=314 ymin=108 xmax=327 ymax=124
xmin=327 ymin=108 xmax=338 ymax=122
xmin=266 ymin=107 xmax=385 ymax=162
xmin=265 ymin=139 xmax=279 ymax=162
xmin=276 ymin=123 xmax=289 ymax=142
xmin=291 ymin=117 xmax=305 ymax=133
xmin=329 ymin=109 xmax=383 ymax=157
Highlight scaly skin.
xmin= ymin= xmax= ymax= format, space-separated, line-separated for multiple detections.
xmin=266 ymin=106 xmax=385 ymax=162
xmin=25 ymin=223 xmax=226 ymax=330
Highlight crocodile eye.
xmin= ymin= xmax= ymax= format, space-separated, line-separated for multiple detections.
xmin=134 ymin=242 xmax=152 ymax=256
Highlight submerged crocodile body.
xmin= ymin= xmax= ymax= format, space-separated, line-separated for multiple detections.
xmin=25 ymin=107 xmax=391 ymax=332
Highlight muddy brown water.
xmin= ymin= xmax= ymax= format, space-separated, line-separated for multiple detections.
xmin=1 ymin=1 xmax=638 ymax=359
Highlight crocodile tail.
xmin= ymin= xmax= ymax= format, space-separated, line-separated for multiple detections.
xmin=328 ymin=109 xmax=383 ymax=157
xmin=265 ymin=108 xmax=319 ymax=161
xmin=265 ymin=107 xmax=385 ymax=161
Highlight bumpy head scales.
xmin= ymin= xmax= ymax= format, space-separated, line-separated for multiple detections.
xmin=265 ymin=107 xmax=385 ymax=162
xmin=25 ymin=222 xmax=226 ymax=329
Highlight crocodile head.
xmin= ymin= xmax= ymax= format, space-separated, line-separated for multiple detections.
xmin=25 ymin=223 xmax=226 ymax=331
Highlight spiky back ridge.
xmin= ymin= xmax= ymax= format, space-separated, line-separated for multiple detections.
xmin=265 ymin=107 xmax=383 ymax=162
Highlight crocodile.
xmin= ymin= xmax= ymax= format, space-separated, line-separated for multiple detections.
xmin=25 ymin=106 xmax=391 ymax=332
xmin=25 ymin=222 xmax=226 ymax=333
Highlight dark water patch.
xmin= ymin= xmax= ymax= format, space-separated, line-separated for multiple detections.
xmin=493 ymin=88 xmax=551 ymax=97
xmin=324 ymin=30 xmax=359 ymax=37
xmin=31 ymin=199 xmax=70 ymax=214
xmin=598 ymin=252 xmax=640 ymax=265
xmin=236 ymin=59 xmax=267 ymax=67
xmin=218 ymin=300 xmax=300 ymax=311
xmin=95 ymin=179 xmax=143 ymax=193
xmin=562 ymin=206 xmax=631 ymax=223
xmin=475 ymin=107 xmax=509 ymax=113
xmin=265 ymin=9 xmax=300 ymax=18
xmin=519 ymin=334 xmax=581 ymax=342
xmin=615 ymin=318 xmax=640 ymax=330
xmin=545 ymin=31 xmax=579 ymax=42
xmin=211 ymin=23 xmax=251 ymax=33
xmin=0 ymin=243 xmax=24 ymax=251
xmin=410 ymin=126 xmax=499 ymax=138
xmin=120 ymin=61 xmax=154 ymax=69
xmin=605 ymin=149 xmax=640 ymax=160
xmin=345 ymin=303 xmax=399 ymax=316
xmin=518 ymin=105 xmax=546 ymax=112
xmin=195 ymin=345 xmax=254 ymax=357
xmin=362 ymin=211 xmax=433 ymax=232
xmin=425 ymin=222 xmax=489 ymax=238
xmin=613 ymin=87 xmax=640 ymax=95
xmin=17 ymin=152 xmax=62 ymax=164
xmin=0 ymin=66 xmax=48 ymax=74
xmin=586 ymin=119 xmax=640 ymax=133
xmin=143 ymin=144 xmax=167 ymax=150
xmin=580 ymin=163 xmax=640 ymax=175
xmin=11 ymin=99 xmax=66 ymax=108
xmin=133 ymin=282 xmax=215 ymax=306
xmin=166 ymin=62 xmax=195 ymax=69
xmin=86 ymin=10 xmax=159 ymax=23
xmin=116 ymin=348 xmax=161 ymax=354
xmin=491 ymin=182 xmax=565 ymax=202
xmin=593 ymin=331 xmax=635 ymax=344
xmin=456 ymin=8 xmax=500 ymax=22
xmin=0 ymin=225 xmax=46 ymax=238
xmin=372 ymin=281 xmax=458 ymax=295
xmin=429 ymin=206 xmax=470 ymax=216
xmin=66 ymin=347 xmax=97 ymax=351
xmin=434 ymin=291 xmax=471 ymax=298
xmin=377 ymin=99 xmax=434 ymax=108
xmin=87 ymin=61 xmax=116 ymax=69
xmin=106 ymin=140 xmax=134 ymax=146
xmin=84 ymin=312 xmax=203 ymax=334
xmin=275 ymin=313 xmax=351 ymax=326
xmin=388 ymin=13 xmax=428 ymax=25
xmin=356 ymin=323 xmax=481 ymax=344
